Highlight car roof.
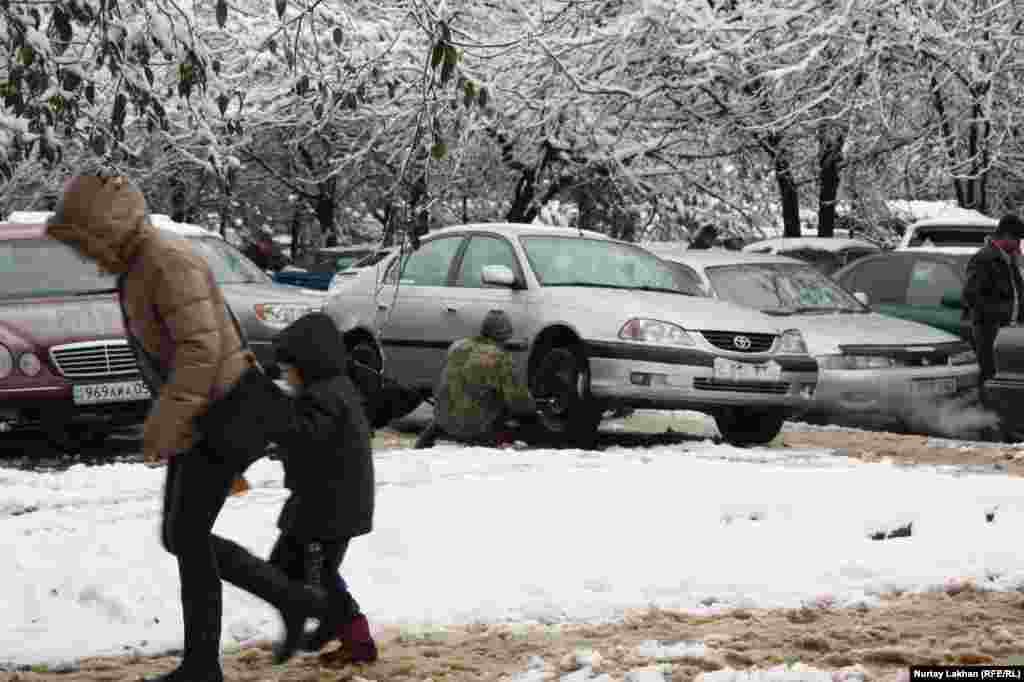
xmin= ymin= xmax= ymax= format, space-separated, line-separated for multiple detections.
xmin=742 ymin=236 xmax=880 ymax=253
xmin=660 ymin=249 xmax=807 ymax=268
xmin=4 ymin=211 xmax=217 ymax=238
xmin=907 ymin=215 xmax=997 ymax=230
xmin=428 ymin=222 xmax=611 ymax=241
xmin=898 ymin=245 xmax=980 ymax=255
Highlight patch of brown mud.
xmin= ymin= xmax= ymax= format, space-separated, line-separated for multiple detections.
xmin=783 ymin=429 xmax=1024 ymax=476
xmin=7 ymin=591 xmax=1024 ymax=682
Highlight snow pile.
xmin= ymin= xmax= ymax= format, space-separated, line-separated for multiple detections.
xmin=4 ymin=440 xmax=1024 ymax=665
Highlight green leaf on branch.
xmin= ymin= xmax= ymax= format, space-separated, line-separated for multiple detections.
xmin=295 ymin=74 xmax=310 ymax=96
xmin=17 ymin=46 xmax=34 ymax=67
xmin=217 ymin=93 xmax=229 ymax=115
xmin=275 ymin=0 xmax=286 ymax=20
xmin=431 ymin=42 xmax=444 ymax=68
xmin=430 ymin=141 xmax=447 ymax=160
xmin=478 ymin=86 xmax=488 ymax=108
xmin=85 ymin=83 xmax=95 ymax=104
xmin=112 ymin=93 xmax=127 ymax=128
xmin=215 ymin=0 xmax=227 ymax=28
xmin=332 ymin=27 xmax=343 ymax=47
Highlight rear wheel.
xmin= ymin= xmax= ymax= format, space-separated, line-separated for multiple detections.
xmin=715 ymin=407 xmax=786 ymax=446
xmin=530 ymin=345 xmax=601 ymax=448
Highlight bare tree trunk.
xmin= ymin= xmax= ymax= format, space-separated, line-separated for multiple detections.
xmin=290 ymin=205 xmax=302 ymax=262
xmin=931 ymin=77 xmax=967 ymax=207
xmin=768 ymin=135 xmax=801 ymax=238
xmin=817 ymin=128 xmax=844 ymax=238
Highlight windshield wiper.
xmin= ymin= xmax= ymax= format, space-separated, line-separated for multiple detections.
xmin=73 ymin=288 xmax=119 ymax=296
xmin=633 ymin=285 xmax=693 ymax=295
xmin=545 ymin=282 xmax=631 ymax=289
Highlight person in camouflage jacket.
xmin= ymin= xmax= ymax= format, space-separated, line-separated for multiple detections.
xmin=415 ymin=310 xmax=536 ymax=448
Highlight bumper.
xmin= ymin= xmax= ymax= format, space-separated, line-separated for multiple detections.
xmin=0 ymin=380 xmax=152 ymax=432
xmin=584 ymin=340 xmax=818 ymax=412
xmin=809 ymin=364 xmax=980 ymax=416
xmin=983 ymin=374 xmax=1024 ymax=430
xmin=250 ymin=340 xmax=276 ymax=367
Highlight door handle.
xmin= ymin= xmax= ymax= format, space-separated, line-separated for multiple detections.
xmin=377 ymin=303 xmax=389 ymax=311
xmin=443 ymin=305 xmax=457 ymax=314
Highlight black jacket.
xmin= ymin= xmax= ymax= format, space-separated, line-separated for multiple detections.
xmin=269 ymin=313 xmax=374 ymax=540
xmin=963 ymin=244 xmax=1024 ymax=327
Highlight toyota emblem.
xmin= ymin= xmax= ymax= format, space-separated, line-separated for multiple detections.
xmin=733 ymin=335 xmax=752 ymax=350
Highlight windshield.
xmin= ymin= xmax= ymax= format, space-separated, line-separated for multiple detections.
xmin=0 ymin=239 xmax=116 ymax=298
xmin=186 ymin=237 xmax=271 ymax=284
xmin=520 ymin=236 xmax=693 ymax=293
xmin=706 ymin=262 xmax=866 ymax=314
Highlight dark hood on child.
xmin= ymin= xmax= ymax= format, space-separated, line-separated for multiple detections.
xmin=273 ymin=312 xmax=349 ymax=384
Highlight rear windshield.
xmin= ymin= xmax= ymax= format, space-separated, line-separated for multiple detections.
xmin=908 ymin=226 xmax=990 ymax=247
xmin=0 ymin=239 xmax=116 ymax=298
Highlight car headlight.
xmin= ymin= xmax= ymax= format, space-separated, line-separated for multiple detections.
xmin=949 ymin=350 xmax=977 ymax=366
xmin=818 ymin=354 xmax=896 ymax=370
xmin=18 ymin=352 xmax=41 ymax=377
xmin=0 ymin=344 xmax=11 ymax=379
xmin=254 ymin=303 xmax=316 ymax=328
xmin=777 ymin=329 xmax=807 ymax=354
xmin=618 ymin=318 xmax=694 ymax=346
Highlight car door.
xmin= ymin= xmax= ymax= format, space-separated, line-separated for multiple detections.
xmin=375 ymin=235 xmax=465 ymax=388
xmin=444 ymin=234 xmax=532 ymax=363
xmin=901 ymin=257 xmax=966 ymax=336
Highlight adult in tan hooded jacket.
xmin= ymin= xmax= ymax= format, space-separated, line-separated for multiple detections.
xmin=46 ymin=175 xmax=327 ymax=681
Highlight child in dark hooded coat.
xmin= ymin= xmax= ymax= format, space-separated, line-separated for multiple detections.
xmin=268 ymin=312 xmax=378 ymax=663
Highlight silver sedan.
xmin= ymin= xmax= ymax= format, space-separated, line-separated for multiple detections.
xmin=324 ymin=223 xmax=822 ymax=446
xmin=659 ymin=249 xmax=980 ymax=426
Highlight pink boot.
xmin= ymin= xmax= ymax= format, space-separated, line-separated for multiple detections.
xmin=339 ymin=614 xmax=378 ymax=663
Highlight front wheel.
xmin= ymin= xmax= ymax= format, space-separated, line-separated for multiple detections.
xmin=530 ymin=345 xmax=601 ymax=448
xmin=714 ymin=407 xmax=786 ymax=446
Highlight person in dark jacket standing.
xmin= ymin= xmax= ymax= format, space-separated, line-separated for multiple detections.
xmin=269 ymin=312 xmax=378 ymax=663
xmin=45 ymin=175 xmax=327 ymax=681
xmin=963 ymin=214 xmax=1024 ymax=397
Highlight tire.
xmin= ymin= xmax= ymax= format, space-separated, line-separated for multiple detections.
xmin=715 ymin=407 xmax=786 ymax=446
xmin=530 ymin=345 xmax=601 ymax=448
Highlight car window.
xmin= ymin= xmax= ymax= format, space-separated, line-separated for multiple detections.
xmin=663 ymin=261 xmax=708 ymax=296
xmin=185 ymin=237 xmax=271 ymax=284
xmin=705 ymin=262 xmax=865 ymax=314
xmin=456 ymin=235 xmax=519 ymax=287
xmin=390 ymin=237 xmax=463 ymax=286
xmin=908 ymin=226 xmax=990 ymax=247
xmin=840 ymin=257 xmax=911 ymax=304
xmin=520 ymin=236 xmax=691 ymax=293
xmin=906 ymin=259 xmax=962 ymax=306
xmin=0 ymin=239 xmax=116 ymax=298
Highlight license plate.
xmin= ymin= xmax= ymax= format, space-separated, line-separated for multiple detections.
xmin=713 ymin=358 xmax=781 ymax=381
xmin=911 ymin=378 xmax=957 ymax=396
xmin=72 ymin=380 xmax=152 ymax=405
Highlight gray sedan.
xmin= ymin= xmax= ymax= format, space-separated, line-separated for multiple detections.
xmin=324 ymin=223 xmax=821 ymax=446
xmin=659 ymin=249 xmax=980 ymax=428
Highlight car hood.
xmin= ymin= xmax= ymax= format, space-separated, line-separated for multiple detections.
xmin=782 ymin=311 xmax=962 ymax=355
xmin=0 ymin=294 xmax=126 ymax=349
xmin=536 ymin=288 xmax=784 ymax=334
xmin=220 ymin=281 xmax=327 ymax=304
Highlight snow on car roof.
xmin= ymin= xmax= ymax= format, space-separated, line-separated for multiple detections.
xmin=906 ymin=214 xmax=997 ymax=230
xmin=659 ymin=249 xmax=806 ymax=267
xmin=429 ymin=222 xmax=611 ymax=241
xmin=5 ymin=211 xmax=55 ymax=223
xmin=742 ymin=237 xmax=880 ymax=253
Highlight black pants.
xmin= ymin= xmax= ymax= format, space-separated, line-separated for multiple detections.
xmin=268 ymin=534 xmax=360 ymax=625
xmin=972 ymin=322 xmax=1001 ymax=402
xmin=161 ymin=448 xmax=236 ymax=672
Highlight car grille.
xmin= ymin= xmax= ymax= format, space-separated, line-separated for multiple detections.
xmin=693 ymin=378 xmax=790 ymax=394
xmin=49 ymin=340 xmax=139 ymax=379
xmin=699 ymin=331 xmax=776 ymax=353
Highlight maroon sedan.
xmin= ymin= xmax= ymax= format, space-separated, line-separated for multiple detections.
xmin=0 ymin=220 xmax=151 ymax=450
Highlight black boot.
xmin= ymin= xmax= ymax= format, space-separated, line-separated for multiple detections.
xmin=142 ymin=666 xmax=224 ymax=682
xmin=211 ymin=536 xmax=328 ymax=664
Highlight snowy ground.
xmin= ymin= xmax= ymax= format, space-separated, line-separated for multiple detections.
xmin=4 ymin=433 xmax=1024 ymax=669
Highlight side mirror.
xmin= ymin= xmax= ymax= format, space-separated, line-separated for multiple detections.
xmin=941 ymin=290 xmax=962 ymax=309
xmin=853 ymin=291 xmax=870 ymax=306
xmin=481 ymin=264 xmax=517 ymax=288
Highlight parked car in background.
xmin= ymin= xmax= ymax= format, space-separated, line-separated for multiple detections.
xmin=833 ymin=250 xmax=972 ymax=339
xmin=660 ymin=250 xmax=979 ymax=429
xmin=324 ymin=223 xmax=821 ymax=446
xmin=742 ymin=237 xmax=881 ymax=276
xmin=273 ymin=245 xmax=379 ymax=291
xmin=8 ymin=212 xmax=328 ymax=371
xmin=985 ymin=326 xmax=1024 ymax=440
xmin=327 ymin=246 xmax=397 ymax=294
xmin=896 ymin=214 xmax=997 ymax=254
xmin=0 ymin=217 xmax=151 ymax=450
